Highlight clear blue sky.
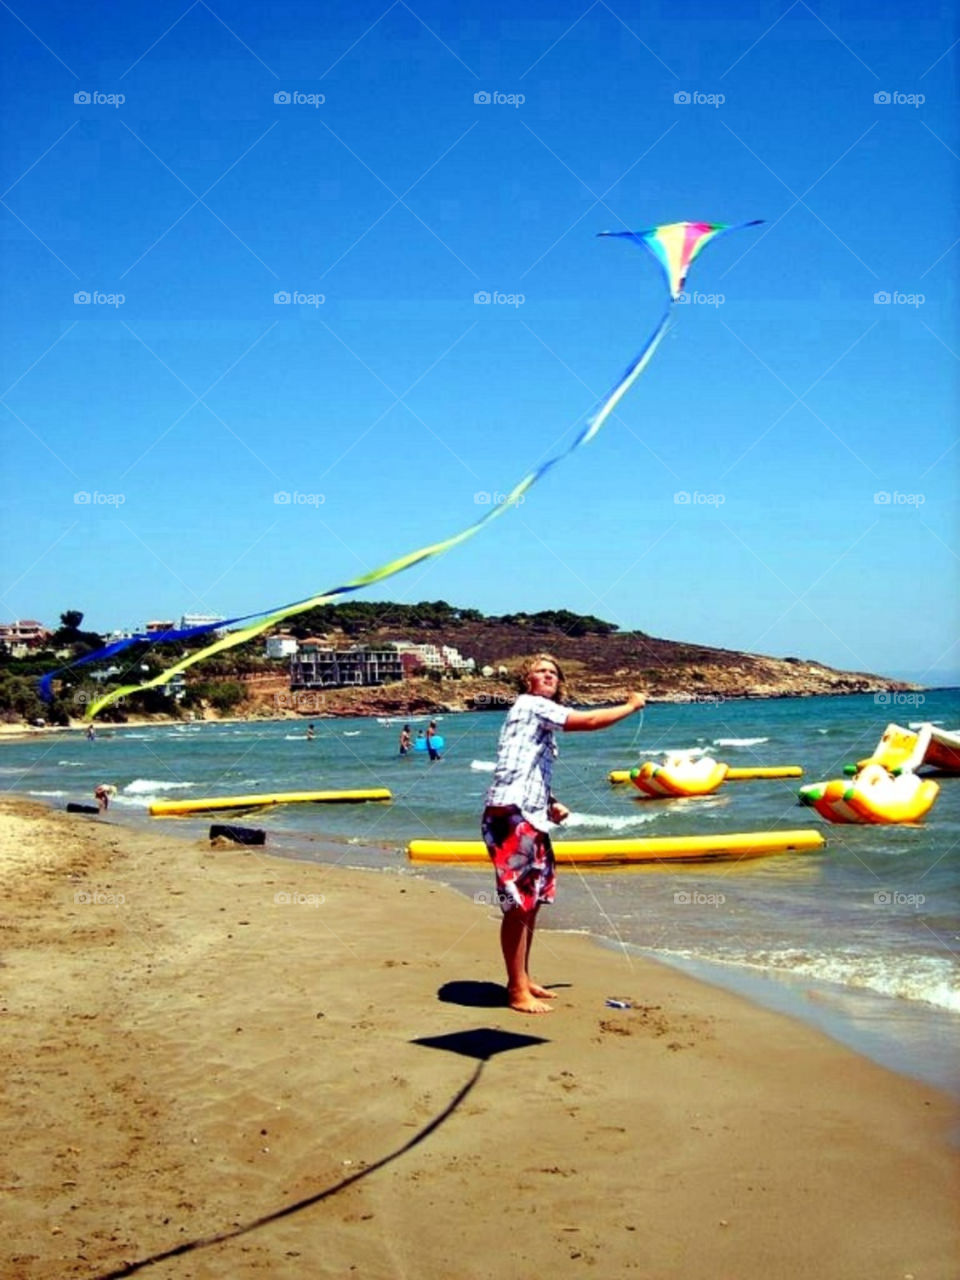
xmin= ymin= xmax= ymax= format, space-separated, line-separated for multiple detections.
xmin=2 ymin=0 xmax=957 ymax=684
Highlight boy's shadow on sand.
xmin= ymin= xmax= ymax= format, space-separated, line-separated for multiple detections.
xmin=438 ymin=980 xmax=571 ymax=1007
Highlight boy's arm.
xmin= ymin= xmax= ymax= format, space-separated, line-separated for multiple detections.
xmin=563 ymin=693 xmax=645 ymax=732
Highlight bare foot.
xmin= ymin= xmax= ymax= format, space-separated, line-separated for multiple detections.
xmin=509 ymin=992 xmax=553 ymax=1014
xmin=529 ymin=983 xmax=557 ymax=999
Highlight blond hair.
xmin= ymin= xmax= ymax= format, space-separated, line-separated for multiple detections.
xmin=518 ymin=652 xmax=566 ymax=704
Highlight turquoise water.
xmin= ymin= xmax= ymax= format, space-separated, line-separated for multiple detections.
xmin=5 ymin=690 xmax=959 ymax=1088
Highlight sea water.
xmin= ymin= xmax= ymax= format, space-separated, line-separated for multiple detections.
xmin=6 ymin=690 xmax=958 ymax=1092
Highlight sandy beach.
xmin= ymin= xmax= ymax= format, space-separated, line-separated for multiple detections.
xmin=2 ymin=797 xmax=957 ymax=1280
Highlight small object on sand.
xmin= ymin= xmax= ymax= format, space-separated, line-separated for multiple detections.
xmin=209 ymin=824 xmax=266 ymax=846
xmin=66 ymin=803 xmax=100 ymax=815
xmin=605 ymin=999 xmax=631 ymax=1009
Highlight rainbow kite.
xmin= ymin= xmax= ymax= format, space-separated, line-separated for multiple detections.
xmin=41 ymin=220 xmax=761 ymax=718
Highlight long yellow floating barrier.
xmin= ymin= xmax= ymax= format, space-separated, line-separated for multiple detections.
xmin=408 ymin=829 xmax=824 ymax=865
xmin=607 ymin=765 xmax=803 ymax=784
xmin=724 ymin=766 xmax=803 ymax=779
xmin=150 ymin=789 xmax=392 ymax=816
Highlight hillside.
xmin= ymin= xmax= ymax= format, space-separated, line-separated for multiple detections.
xmin=238 ymin=610 xmax=917 ymax=718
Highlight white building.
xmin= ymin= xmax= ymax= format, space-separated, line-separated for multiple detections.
xmin=266 ymin=634 xmax=299 ymax=659
xmin=441 ymin=645 xmax=475 ymax=672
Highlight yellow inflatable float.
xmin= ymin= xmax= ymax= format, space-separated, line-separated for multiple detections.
xmin=409 ymin=829 xmax=825 ymax=865
xmin=852 ymin=721 xmax=960 ymax=775
xmin=150 ymin=788 xmax=392 ymax=816
xmin=630 ymin=754 xmax=728 ymax=798
xmin=609 ymin=764 xmax=802 ymax=784
xmin=798 ymin=766 xmax=938 ymax=825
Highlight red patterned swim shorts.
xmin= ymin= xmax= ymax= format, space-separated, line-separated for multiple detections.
xmin=481 ymin=805 xmax=556 ymax=914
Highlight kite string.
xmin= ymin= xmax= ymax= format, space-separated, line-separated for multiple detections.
xmin=83 ymin=307 xmax=673 ymax=720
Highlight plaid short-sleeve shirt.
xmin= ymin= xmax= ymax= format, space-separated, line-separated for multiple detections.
xmin=484 ymin=693 xmax=570 ymax=831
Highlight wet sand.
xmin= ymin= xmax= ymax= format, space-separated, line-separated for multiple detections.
xmin=2 ymin=798 xmax=957 ymax=1279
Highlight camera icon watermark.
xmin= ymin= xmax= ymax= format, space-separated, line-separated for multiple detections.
xmin=473 ymin=90 xmax=525 ymax=107
xmin=673 ymin=890 xmax=726 ymax=906
xmin=473 ymin=290 xmax=525 ymax=307
xmin=74 ymin=888 xmax=126 ymax=906
xmin=74 ymin=90 xmax=125 ymax=107
xmin=873 ymin=491 xmax=925 ymax=506
xmin=74 ymin=290 xmax=125 ymax=307
xmin=274 ymin=490 xmax=325 ymax=506
xmin=874 ymin=90 xmax=924 ymax=107
xmin=873 ymin=889 xmax=925 ymax=907
xmin=274 ymin=890 xmax=325 ymax=906
xmin=873 ymin=291 xmax=924 ymax=307
xmin=74 ymin=491 xmax=125 ymax=506
xmin=474 ymin=490 xmax=524 ymax=506
xmin=674 ymin=90 xmax=725 ymax=107
xmin=873 ymin=691 xmax=925 ymax=706
xmin=474 ymin=889 xmax=511 ymax=907
xmin=676 ymin=290 xmax=724 ymax=307
xmin=275 ymin=690 xmax=323 ymax=712
xmin=274 ymin=90 xmax=325 ymax=107
xmin=674 ymin=490 xmax=725 ymax=506
xmin=274 ymin=290 xmax=325 ymax=307
xmin=473 ymin=692 xmax=515 ymax=708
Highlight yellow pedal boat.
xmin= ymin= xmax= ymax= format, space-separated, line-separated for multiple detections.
xmin=798 ymin=765 xmax=939 ymax=825
xmin=630 ymin=755 xmax=728 ymax=798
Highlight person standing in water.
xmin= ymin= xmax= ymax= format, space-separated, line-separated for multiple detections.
xmin=481 ymin=653 xmax=644 ymax=1015
xmin=306 ymin=724 xmax=315 ymax=741
xmin=426 ymin=720 xmax=442 ymax=761
xmin=398 ymin=724 xmax=412 ymax=756
xmin=94 ymin=784 xmax=116 ymax=812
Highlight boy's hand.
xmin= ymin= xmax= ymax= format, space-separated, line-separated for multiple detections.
xmin=548 ymin=800 xmax=570 ymax=824
xmin=627 ymin=692 xmax=646 ymax=712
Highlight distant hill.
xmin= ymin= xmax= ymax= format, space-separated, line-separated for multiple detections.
xmin=242 ymin=600 xmax=918 ymax=717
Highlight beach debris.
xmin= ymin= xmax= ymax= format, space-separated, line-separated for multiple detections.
xmin=209 ymin=824 xmax=266 ymax=845
xmin=605 ymin=998 xmax=631 ymax=1009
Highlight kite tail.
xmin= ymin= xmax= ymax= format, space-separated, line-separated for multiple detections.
xmin=82 ymin=309 xmax=673 ymax=720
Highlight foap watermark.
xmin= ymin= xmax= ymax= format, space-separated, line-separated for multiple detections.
xmin=874 ymin=491 xmax=925 ymax=506
xmin=274 ymin=490 xmax=325 ymax=506
xmin=474 ymin=490 xmax=524 ymax=505
xmin=274 ymin=290 xmax=325 ymax=307
xmin=676 ymin=290 xmax=724 ymax=307
xmin=71 ymin=690 xmax=126 ymax=708
xmin=74 ymin=888 xmax=126 ymax=906
xmin=474 ymin=90 xmax=525 ymax=107
xmin=673 ymin=890 xmax=726 ymax=907
xmin=74 ymin=90 xmax=125 ymax=107
xmin=874 ymin=691 xmax=925 ymax=707
xmin=275 ymin=691 xmax=323 ymax=712
xmin=74 ymin=491 xmax=125 ymax=506
xmin=474 ymin=889 xmax=512 ymax=907
xmin=873 ymin=889 xmax=925 ymax=907
xmin=874 ymin=291 xmax=924 ymax=307
xmin=74 ymin=290 xmax=125 ymax=307
xmin=274 ymin=90 xmax=325 ymax=107
xmin=474 ymin=290 xmax=525 ymax=307
xmin=874 ymin=90 xmax=925 ymax=107
xmin=274 ymin=890 xmax=325 ymax=907
xmin=678 ymin=693 xmax=726 ymax=707
xmin=674 ymin=490 xmax=725 ymax=506
xmin=472 ymin=692 xmax=515 ymax=708
xmin=674 ymin=90 xmax=725 ymax=107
